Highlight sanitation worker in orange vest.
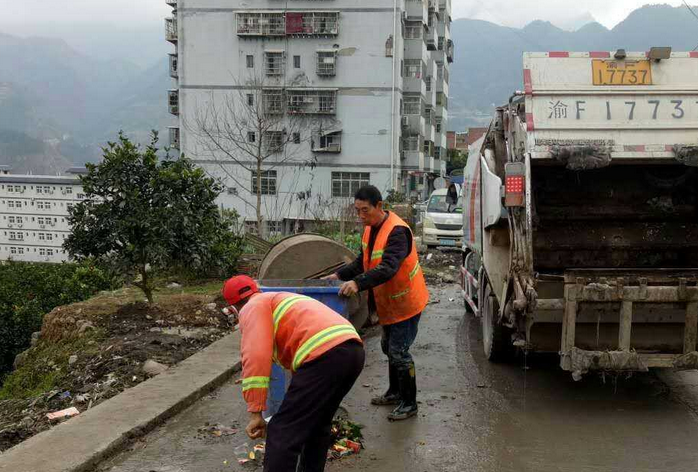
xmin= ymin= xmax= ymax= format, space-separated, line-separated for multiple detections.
xmin=325 ymin=185 xmax=429 ymax=421
xmin=222 ymin=275 xmax=365 ymax=472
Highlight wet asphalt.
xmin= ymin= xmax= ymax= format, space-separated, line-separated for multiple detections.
xmin=97 ymin=285 xmax=698 ymax=472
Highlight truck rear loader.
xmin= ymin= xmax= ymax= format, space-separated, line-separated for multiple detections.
xmin=460 ymin=50 xmax=698 ymax=379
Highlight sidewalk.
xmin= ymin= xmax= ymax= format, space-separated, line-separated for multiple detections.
xmin=0 ymin=332 xmax=241 ymax=472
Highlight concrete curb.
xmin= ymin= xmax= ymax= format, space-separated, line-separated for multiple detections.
xmin=0 ymin=331 xmax=242 ymax=472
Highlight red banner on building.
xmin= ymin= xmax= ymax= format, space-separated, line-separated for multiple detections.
xmin=286 ymin=13 xmax=304 ymax=34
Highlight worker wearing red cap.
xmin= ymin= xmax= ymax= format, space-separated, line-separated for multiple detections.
xmin=222 ymin=275 xmax=364 ymax=472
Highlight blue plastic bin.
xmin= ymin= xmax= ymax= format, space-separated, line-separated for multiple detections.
xmin=258 ymin=280 xmax=347 ymax=417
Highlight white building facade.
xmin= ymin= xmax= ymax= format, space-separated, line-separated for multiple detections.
xmin=0 ymin=168 xmax=85 ymax=263
xmin=166 ymin=0 xmax=453 ymax=229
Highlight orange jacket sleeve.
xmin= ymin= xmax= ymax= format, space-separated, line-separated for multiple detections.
xmin=239 ymin=295 xmax=274 ymax=413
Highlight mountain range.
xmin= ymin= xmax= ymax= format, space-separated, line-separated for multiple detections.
xmin=2 ymin=3 xmax=698 ymax=172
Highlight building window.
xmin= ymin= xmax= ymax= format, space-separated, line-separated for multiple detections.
xmin=264 ymin=51 xmax=285 ymax=76
xmin=436 ymin=92 xmax=448 ymax=109
xmin=403 ymin=94 xmax=422 ymax=115
xmin=293 ymin=55 xmax=301 ymax=69
xmin=237 ymin=12 xmax=286 ymax=36
xmin=246 ymin=55 xmax=254 ymax=68
xmin=168 ymin=90 xmax=179 ymax=115
xmin=403 ymin=135 xmax=421 ymax=151
xmin=435 ymin=117 xmax=443 ymax=133
xmin=264 ymin=131 xmax=285 ymax=153
xmin=47 ymin=249 xmax=54 ymax=256
xmin=38 ymin=232 xmax=46 ymax=241
xmin=316 ymin=51 xmax=336 ymax=76
xmin=248 ymin=132 xmax=256 ymax=143
xmin=77 ymin=193 xmax=85 ymax=199
xmin=39 ymin=248 xmax=46 ymax=256
xmin=293 ymin=132 xmax=301 ymax=144
xmin=251 ymin=170 xmax=277 ymax=196
xmin=332 ymin=172 xmax=370 ymax=198
xmin=425 ymin=76 xmax=432 ymax=92
xmin=169 ymin=127 xmax=180 ymax=149
xmin=65 ymin=187 xmax=73 ymax=194
xmin=287 ymin=90 xmax=337 ymax=115
xmin=263 ymin=89 xmax=284 ymax=114
xmin=404 ymin=21 xmax=422 ymax=39
xmin=403 ymin=59 xmax=423 ymax=79
xmin=313 ymin=130 xmax=342 ymax=153
xmin=247 ymin=94 xmax=254 ymax=106
xmin=438 ymin=36 xmax=445 ymax=50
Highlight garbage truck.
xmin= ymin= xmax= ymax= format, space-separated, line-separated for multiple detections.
xmin=459 ymin=50 xmax=698 ymax=378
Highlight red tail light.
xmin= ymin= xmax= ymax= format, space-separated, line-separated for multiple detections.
xmin=504 ymin=163 xmax=526 ymax=207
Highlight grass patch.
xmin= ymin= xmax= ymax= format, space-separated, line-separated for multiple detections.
xmin=160 ymin=280 xmax=225 ymax=297
xmin=0 ymin=330 xmax=103 ymax=400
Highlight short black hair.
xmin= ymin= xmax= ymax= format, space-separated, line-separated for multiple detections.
xmin=354 ymin=185 xmax=383 ymax=206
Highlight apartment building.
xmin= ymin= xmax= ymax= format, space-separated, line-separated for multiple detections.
xmin=165 ymin=0 xmax=453 ymax=229
xmin=0 ymin=169 xmax=85 ymax=263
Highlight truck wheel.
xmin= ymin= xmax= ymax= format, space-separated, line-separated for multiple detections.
xmin=481 ymin=279 xmax=513 ymax=362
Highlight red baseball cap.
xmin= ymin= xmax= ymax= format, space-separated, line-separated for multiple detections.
xmin=222 ymin=275 xmax=260 ymax=305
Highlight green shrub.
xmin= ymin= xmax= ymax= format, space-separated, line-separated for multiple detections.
xmin=0 ymin=261 xmax=117 ymax=383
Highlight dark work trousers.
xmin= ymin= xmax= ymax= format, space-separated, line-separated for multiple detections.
xmin=381 ymin=314 xmax=421 ymax=370
xmin=263 ymin=340 xmax=365 ymax=472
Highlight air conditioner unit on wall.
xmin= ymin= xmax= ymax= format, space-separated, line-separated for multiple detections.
xmin=401 ymin=116 xmax=409 ymax=127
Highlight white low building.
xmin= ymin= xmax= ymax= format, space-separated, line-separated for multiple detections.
xmin=0 ymin=167 xmax=86 ymax=263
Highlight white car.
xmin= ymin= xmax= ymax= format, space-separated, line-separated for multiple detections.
xmin=421 ymin=188 xmax=463 ymax=249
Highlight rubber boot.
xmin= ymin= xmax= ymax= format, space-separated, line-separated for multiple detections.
xmin=371 ymin=363 xmax=401 ymax=406
xmin=387 ymin=365 xmax=418 ymax=421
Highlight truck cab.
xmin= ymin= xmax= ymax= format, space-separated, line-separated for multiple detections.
xmin=422 ymin=185 xmax=463 ymax=249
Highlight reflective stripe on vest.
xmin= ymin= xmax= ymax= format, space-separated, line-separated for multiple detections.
xmin=242 ymin=376 xmax=270 ymax=392
xmin=273 ymin=295 xmax=313 ymax=333
xmin=371 ymin=249 xmax=384 ymax=261
xmin=292 ymin=324 xmax=358 ymax=371
xmin=409 ymin=262 xmax=421 ymax=280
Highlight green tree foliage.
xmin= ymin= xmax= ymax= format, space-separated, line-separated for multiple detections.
xmin=64 ymin=132 xmax=240 ymax=302
xmin=447 ymin=149 xmax=468 ymax=174
xmin=0 ymin=261 xmax=115 ymax=382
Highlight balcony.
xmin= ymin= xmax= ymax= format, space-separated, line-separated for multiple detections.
xmin=165 ymin=17 xmax=177 ymax=43
xmin=287 ymin=89 xmax=337 ymax=115
xmin=169 ymin=127 xmax=180 ymax=149
xmin=263 ymin=89 xmax=285 ymax=115
xmin=168 ymin=90 xmax=179 ymax=115
xmin=446 ymin=39 xmax=454 ymax=63
xmin=237 ymin=12 xmax=286 ymax=36
xmin=165 ymin=0 xmax=177 ymax=8
xmin=169 ymin=53 xmax=178 ymax=78
xmin=236 ymin=12 xmax=339 ymax=37
xmin=287 ymin=12 xmax=339 ymax=36
xmin=405 ymin=0 xmax=428 ymax=22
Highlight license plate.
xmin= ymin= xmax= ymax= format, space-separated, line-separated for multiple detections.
xmin=592 ymin=60 xmax=652 ymax=86
xmin=439 ymin=239 xmax=456 ymax=247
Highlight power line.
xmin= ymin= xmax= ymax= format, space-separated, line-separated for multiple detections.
xmin=682 ymin=1 xmax=698 ymax=50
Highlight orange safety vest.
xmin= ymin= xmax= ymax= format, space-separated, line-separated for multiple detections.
xmin=239 ymin=292 xmax=361 ymax=412
xmin=362 ymin=211 xmax=429 ymax=325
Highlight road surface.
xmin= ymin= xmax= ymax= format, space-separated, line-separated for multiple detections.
xmin=98 ymin=285 xmax=698 ymax=472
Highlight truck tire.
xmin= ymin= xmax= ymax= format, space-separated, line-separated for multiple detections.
xmin=481 ymin=279 xmax=513 ymax=362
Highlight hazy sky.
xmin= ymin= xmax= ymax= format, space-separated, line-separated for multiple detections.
xmin=0 ymin=1 xmax=689 ymax=31
xmin=454 ymin=0 xmax=686 ymax=29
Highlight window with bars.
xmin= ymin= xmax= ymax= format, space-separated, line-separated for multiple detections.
xmin=246 ymin=55 xmax=254 ymax=68
xmin=265 ymin=52 xmax=285 ymax=76
xmin=403 ymin=59 xmax=423 ymax=79
xmin=438 ymin=36 xmax=445 ymax=50
xmin=287 ymin=90 xmax=337 ymax=115
xmin=403 ymin=135 xmax=421 ymax=151
xmin=247 ymin=94 xmax=254 ymax=106
xmin=404 ymin=21 xmax=422 ymax=39
xmin=168 ymin=90 xmax=179 ymax=115
xmin=331 ymin=172 xmax=370 ymax=198
xmin=316 ymin=51 xmax=336 ymax=76
xmin=424 ymin=106 xmax=433 ymax=125
xmin=293 ymin=55 xmax=301 ymax=68
xmin=435 ymin=117 xmax=442 ymax=133
xmin=425 ymin=76 xmax=432 ymax=92
xmin=237 ymin=12 xmax=286 ymax=36
xmin=248 ymin=132 xmax=256 ymax=143
xmin=403 ymin=94 xmax=422 ymax=115
xmin=263 ymin=89 xmax=284 ymax=114
xmin=264 ymin=131 xmax=285 ymax=154
xmin=252 ymin=170 xmax=277 ymax=196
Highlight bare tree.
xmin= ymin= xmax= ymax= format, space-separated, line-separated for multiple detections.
xmin=187 ymin=73 xmax=339 ymax=236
